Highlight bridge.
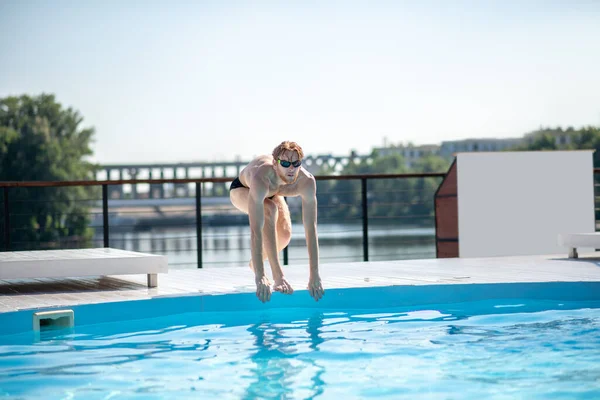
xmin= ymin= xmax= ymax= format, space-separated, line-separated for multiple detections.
xmin=96 ymin=152 xmax=371 ymax=200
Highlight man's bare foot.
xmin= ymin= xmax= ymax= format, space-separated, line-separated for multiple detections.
xmin=273 ymin=276 xmax=294 ymax=294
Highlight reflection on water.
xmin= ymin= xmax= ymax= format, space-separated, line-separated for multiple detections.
xmin=243 ymin=312 xmax=326 ymax=400
xmin=101 ymin=224 xmax=436 ymax=268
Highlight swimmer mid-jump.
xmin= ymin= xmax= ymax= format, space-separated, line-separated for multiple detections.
xmin=229 ymin=141 xmax=324 ymax=303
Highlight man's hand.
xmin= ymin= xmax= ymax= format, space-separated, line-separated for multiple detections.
xmin=273 ymin=276 xmax=294 ymax=294
xmin=255 ymin=275 xmax=272 ymax=303
xmin=308 ymin=275 xmax=324 ymax=301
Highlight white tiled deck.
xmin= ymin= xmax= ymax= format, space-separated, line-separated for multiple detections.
xmin=1 ymin=253 xmax=600 ymax=313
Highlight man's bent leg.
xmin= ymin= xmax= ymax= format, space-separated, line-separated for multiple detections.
xmin=263 ymin=198 xmax=293 ymax=294
xmin=230 ymin=188 xmax=274 ymax=301
xmin=273 ymin=195 xmax=292 ymax=251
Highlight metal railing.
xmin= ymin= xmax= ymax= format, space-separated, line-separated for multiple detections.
xmin=3 ymin=169 xmax=599 ymax=267
xmin=0 ymin=173 xmax=445 ymax=267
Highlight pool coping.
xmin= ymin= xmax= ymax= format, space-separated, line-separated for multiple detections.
xmin=1 ymin=253 xmax=600 ymax=335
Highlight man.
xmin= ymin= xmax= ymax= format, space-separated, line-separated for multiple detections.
xmin=229 ymin=141 xmax=324 ymax=303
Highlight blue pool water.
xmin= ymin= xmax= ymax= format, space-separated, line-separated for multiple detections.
xmin=0 ymin=298 xmax=599 ymax=399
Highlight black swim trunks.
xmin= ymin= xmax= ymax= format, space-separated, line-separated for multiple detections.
xmin=230 ymin=177 xmax=247 ymax=191
xmin=229 ymin=176 xmax=275 ymax=199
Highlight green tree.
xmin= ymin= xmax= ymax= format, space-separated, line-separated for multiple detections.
xmin=313 ymin=150 xmax=449 ymax=225
xmin=0 ymin=94 xmax=98 ymax=250
xmin=320 ymin=152 xmax=413 ymax=223
xmin=316 ymin=155 xmax=366 ymax=223
xmin=514 ymin=132 xmax=559 ymax=151
xmin=511 ymin=126 xmax=600 ymax=166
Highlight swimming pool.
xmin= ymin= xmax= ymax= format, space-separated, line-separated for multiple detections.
xmin=1 ymin=284 xmax=599 ymax=399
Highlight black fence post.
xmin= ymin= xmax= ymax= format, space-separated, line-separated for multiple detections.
xmin=283 ymin=243 xmax=289 ymax=265
xmin=3 ymin=187 xmax=10 ymax=251
xmin=196 ymin=182 xmax=203 ymax=268
xmin=361 ymin=178 xmax=369 ymax=261
xmin=102 ymin=184 xmax=109 ymax=248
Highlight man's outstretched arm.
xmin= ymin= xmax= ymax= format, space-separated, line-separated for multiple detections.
xmin=301 ymin=177 xmax=324 ymax=301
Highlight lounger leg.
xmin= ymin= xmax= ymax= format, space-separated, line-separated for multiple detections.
xmin=148 ymin=273 xmax=158 ymax=287
xmin=568 ymin=248 xmax=578 ymax=259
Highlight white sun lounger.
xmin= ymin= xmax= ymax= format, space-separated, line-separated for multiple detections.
xmin=0 ymin=248 xmax=168 ymax=287
xmin=558 ymin=233 xmax=600 ymax=259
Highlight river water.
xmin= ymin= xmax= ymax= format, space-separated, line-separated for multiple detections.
xmin=105 ymin=223 xmax=436 ymax=269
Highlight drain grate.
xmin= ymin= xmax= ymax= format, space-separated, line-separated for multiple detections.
xmin=33 ymin=310 xmax=74 ymax=331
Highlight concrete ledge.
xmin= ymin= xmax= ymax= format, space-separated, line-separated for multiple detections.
xmin=558 ymin=233 xmax=600 ymax=248
xmin=558 ymin=233 xmax=599 ymax=258
xmin=0 ymin=248 xmax=168 ymax=286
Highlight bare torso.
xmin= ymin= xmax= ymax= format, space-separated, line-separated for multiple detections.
xmin=238 ymin=155 xmax=313 ymax=198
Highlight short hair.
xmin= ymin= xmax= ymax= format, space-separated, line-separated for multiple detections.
xmin=272 ymin=141 xmax=304 ymax=160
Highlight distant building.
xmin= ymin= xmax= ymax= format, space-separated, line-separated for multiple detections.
xmin=373 ymin=137 xmax=525 ymax=167
xmin=372 ymin=143 xmax=439 ymax=167
xmin=439 ymin=137 xmax=524 ymax=158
